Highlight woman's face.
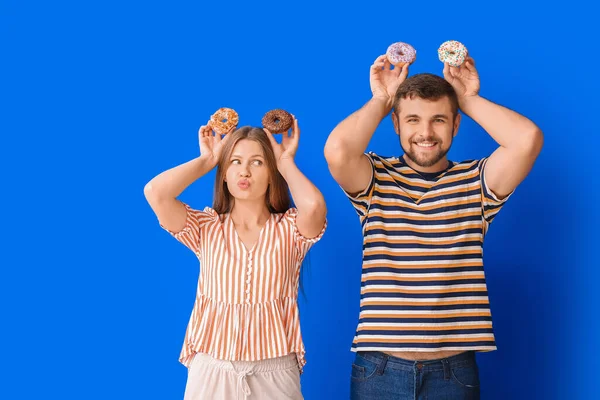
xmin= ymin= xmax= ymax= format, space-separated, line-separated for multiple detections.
xmin=225 ymin=139 xmax=270 ymax=202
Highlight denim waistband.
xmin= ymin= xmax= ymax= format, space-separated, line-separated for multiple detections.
xmin=356 ymin=351 xmax=477 ymax=373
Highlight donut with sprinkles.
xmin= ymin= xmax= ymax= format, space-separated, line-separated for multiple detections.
xmin=262 ymin=109 xmax=293 ymax=134
xmin=438 ymin=40 xmax=468 ymax=67
xmin=209 ymin=107 xmax=239 ymax=134
xmin=386 ymin=42 xmax=417 ymax=66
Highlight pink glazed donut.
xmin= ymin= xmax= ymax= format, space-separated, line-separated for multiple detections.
xmin=386 ymin=42 xmax=417 ymax=66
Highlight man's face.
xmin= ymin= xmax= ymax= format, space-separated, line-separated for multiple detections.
xmin=392 ymin=96 xmax=460 ymax=170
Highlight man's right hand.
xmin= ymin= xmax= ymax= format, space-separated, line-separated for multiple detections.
xmin=370 ymin=55 xmax=410 ymax=112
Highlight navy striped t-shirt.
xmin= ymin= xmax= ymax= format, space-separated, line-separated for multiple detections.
xmin=344 ymin=152 xmax=512 ymax=354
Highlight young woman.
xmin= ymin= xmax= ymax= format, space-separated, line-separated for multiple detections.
xmin=144 ymin=115 xmax=327 ymax=400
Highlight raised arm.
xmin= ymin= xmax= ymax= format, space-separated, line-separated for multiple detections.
xmin=265 ymin=118 xmax=326 ymax=239
xmin=443 ymin=57 xmax=544 ymax=199
xmin=143 ymin=123 xmax=232 ymax=232
xmin=324 ymin=55 xmax=409 ymax=195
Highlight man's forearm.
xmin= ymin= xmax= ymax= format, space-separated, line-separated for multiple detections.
xmin=324 ymin=97 xmax=390 ymax=160
xmin=459 ymin=95 xmax=542 ymax=150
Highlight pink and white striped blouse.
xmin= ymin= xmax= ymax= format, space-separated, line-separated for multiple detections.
xmin=161 ymin=202 xmax=327 ymax=372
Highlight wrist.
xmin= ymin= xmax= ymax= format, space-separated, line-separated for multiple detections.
xmin=458 ymin=94 xmax=481 ymax=113
xmin=371 ymin=96 xmax=392 ymax=112
xmin=198 ymin=154 xmax=218 ymax=169
xmin=277 ymin=157 xmax=296 ymax=175
xmin=371 ymin=95 xmax=393 ymax=112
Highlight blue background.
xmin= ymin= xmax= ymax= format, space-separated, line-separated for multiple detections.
xmin=2 ymin=1 xmax=598 ymax=399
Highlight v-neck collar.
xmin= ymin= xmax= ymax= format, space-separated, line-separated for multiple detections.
xmin=227 ymin=213 xmax=272 ymax=253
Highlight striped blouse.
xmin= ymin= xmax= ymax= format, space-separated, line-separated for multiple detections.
xmin=161 ymin=203 xmax=326 ymax=371
xmin=344 ymin=152 xmax=512 ymax=355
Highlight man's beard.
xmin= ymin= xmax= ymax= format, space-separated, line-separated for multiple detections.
xmin=400 ymin=134 xmax=453 ymax=168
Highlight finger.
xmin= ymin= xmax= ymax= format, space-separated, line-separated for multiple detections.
xmin=464 ymin=58 xmax=477 ymax=74
xmin=220 ymin=131 xmax=232 ymax=146
xmin=450 ymin=65 xmax=460 ymax=77
xmin=397 ymin=63 xmax=409 ymax=80
xmin=371 ymin=55 xmax=387 ymax=69
xmin=199 ymin=125 xmax=208 ymax=138
xmin=292 ymin=118 xmax=300 ymax=143
xmin=383 ymin=58 xmax=392 ymax=71
xmin=289 ymin=117 xmax=297 ymax=135
xmin=225 ymin=125 xmax=236 ymax=136
xmin=290 ymin=115 xmax=299 ymax=134
xmin=442 ymin=62 xmax=451 ymax=80
xmin=204 ymin=121 xmax=214 ymax=137
xmin=373 ymin=54 xmax=387 ymax=64
xmin=263 ymin=128 xmax=278 ymax=147
xmin=371 ymin=60 xmax=386 ymax=71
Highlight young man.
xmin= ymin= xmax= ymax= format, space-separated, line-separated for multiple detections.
xmin=324 ymin=54 xmax=543 ymax=399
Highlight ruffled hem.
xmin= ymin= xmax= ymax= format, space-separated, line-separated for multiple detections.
xmin=178 ymin=294 xmax=307 ymax=373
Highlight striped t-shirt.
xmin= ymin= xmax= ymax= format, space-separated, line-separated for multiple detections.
xmin=344 ymin=152 xmax=512 ymax=354
xmin=161 ymin=203 xmax=326 ymax=371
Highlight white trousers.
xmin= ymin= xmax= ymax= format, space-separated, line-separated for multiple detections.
xmin=183 ymin=352 xmax=304 ymax=400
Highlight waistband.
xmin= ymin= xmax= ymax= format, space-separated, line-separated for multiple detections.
xmin=356 ymin=351 xmax=477 ymax=373
xmin=192 ymin=352 xmax=299 ymax=373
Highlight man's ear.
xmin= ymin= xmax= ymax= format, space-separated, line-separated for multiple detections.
xmin=453 ymin=113 xmax=461 ymax=138
xmin=392 ymin=110 xmax=400 ymax=136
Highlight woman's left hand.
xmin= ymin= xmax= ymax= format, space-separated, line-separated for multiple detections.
xmin=264 ymin=116 xmax=299 ymax=166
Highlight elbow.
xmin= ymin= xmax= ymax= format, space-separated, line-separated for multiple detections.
xmin=143 ymin=181 xmax=154 ymax=200
xmin=144 ymin=181 xmax=165 ymax=205
xmin=511 ymin=127 xmax=543 ymax=158
xmin=303 ymin=193 xmax=328 ymax=220
xmin=324 ymin=137 xmax=348 ymax=167
xmin=525 ymin=127 xmax=544 ymax=157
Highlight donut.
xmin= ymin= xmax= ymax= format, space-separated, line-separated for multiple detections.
xmin=386 ymin=42 xmax=417 ymax=66
xmin=438 ymin=40 xmax=468 ymax=67
xmin=262 ymin=109 xmax=293 ymax=133
xmin=210 ymin=107 xmax=239 ymax=134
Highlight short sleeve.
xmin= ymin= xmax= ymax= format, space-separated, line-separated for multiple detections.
xmin=160 ymin=202 xmax=217 ymax=254
xmin=283 ymin=208 xmax=327 ymax=260
xmin=478 ymin=158 xmax=514 ymax=226
xmin=341 ymin=152 xmax=376 ymax=223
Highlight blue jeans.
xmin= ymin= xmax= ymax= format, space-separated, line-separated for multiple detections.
xmin=350 ymin=351 xmax=480 ymax=399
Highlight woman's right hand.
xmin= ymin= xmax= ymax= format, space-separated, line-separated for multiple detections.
xmin=370 ymin=54 xmax=410 ymax=111
xmin=198 ymin=122 xmax=233 ymax=163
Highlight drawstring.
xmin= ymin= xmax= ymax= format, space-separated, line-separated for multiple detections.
xmin=236 ymin=369 xmax=253 ymax=398
xmin=230 ymin=361 xmax=254 ymax=399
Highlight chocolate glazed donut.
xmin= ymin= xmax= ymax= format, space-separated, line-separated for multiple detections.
xmin=262 ymin=109 xmax=293 ymax=133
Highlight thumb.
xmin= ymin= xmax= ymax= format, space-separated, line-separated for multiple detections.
xmin=264 ymin=128 xmax=278 ymax=148
xmin=398 ymin=63 xmax=409 ymax=81
xmin=442 ymin=62 xmax=452 ymax=81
